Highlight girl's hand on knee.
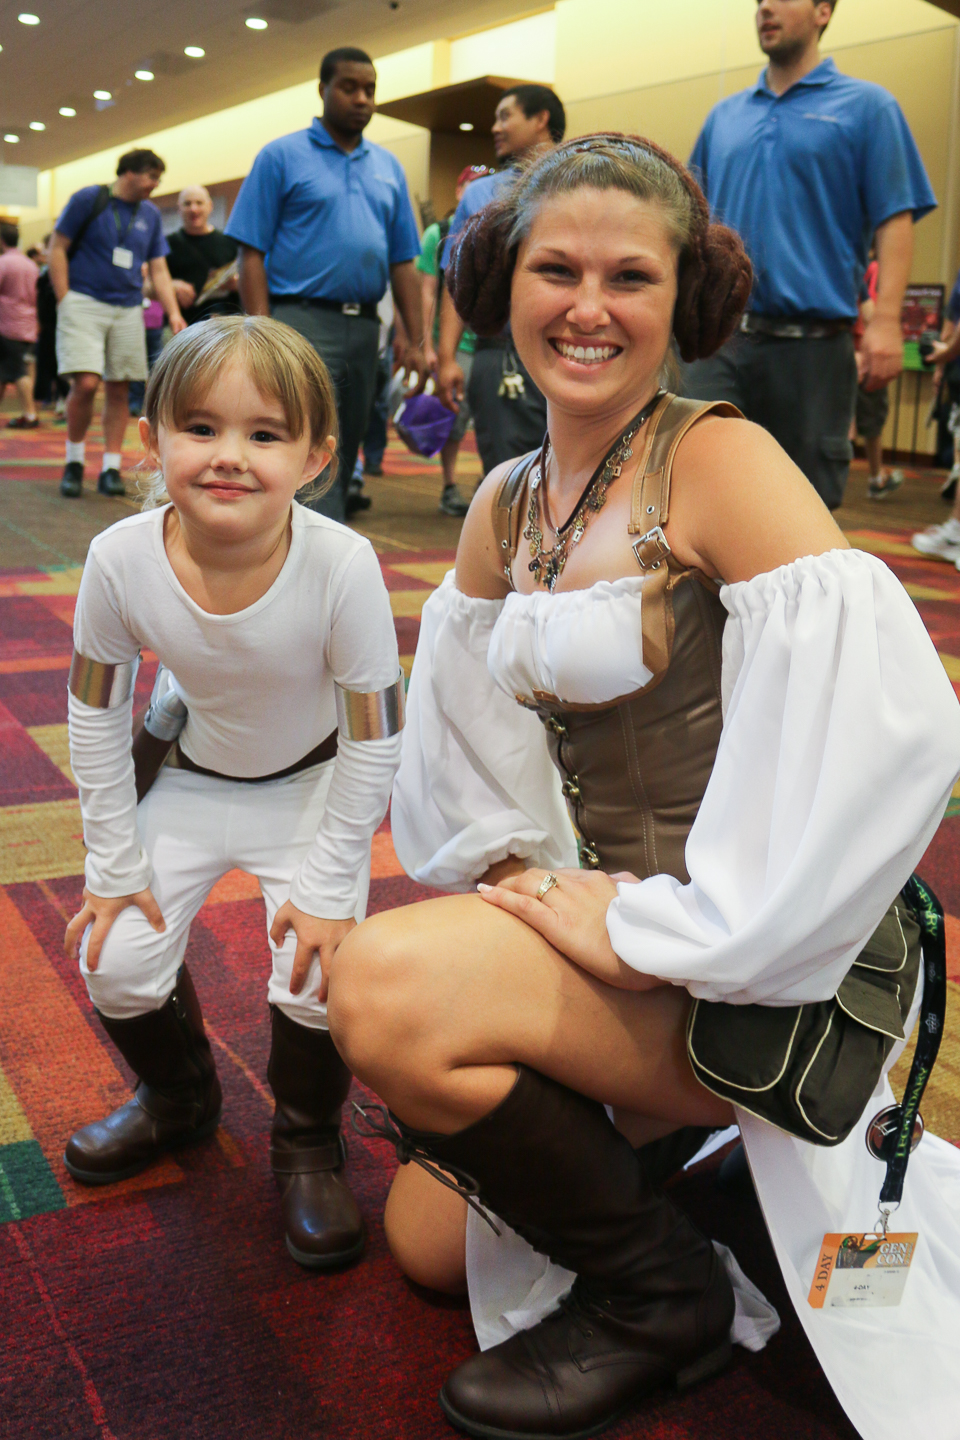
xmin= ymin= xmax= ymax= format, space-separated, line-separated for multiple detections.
xmin=477 ymin=868 xmax=662 ymax=991
xmin=65 ymin=887 xmax=166 ymax=970
xmin=270 ymin=902 xmax=356 ymax=1004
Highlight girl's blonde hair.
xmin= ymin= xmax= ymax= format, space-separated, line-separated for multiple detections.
xmin=139 ymin=314 xmax=339 ymax=508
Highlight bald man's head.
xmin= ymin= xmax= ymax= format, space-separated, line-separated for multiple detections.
xmin=178 ymin=186 xmax=214 ymax=235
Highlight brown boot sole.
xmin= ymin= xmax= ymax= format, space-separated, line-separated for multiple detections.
xmin=437 ymin=1338 xmax=732 ymax=1440
xmin=285 ymin=1227 xmax=366 ymax=1271
xmin=62 ymin=1108 xmax=222 ymax=1186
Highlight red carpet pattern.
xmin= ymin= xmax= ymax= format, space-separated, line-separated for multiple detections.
xmin=1 ymin=511 xmax=959 ymax=1439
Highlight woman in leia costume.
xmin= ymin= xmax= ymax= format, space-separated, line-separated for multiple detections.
xmin=327 ymin=135 xmax=960 ymax=1440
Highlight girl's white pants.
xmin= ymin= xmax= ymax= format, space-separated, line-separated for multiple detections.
xmin=80 ymin=761 xmax=369 ymax=1030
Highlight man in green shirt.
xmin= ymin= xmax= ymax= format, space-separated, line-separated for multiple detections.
xmin=417 ymin=165 xmax=491 ymax=516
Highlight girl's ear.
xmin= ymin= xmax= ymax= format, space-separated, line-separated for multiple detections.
xmin=138 ymin=416 xmax=159 ymax=464
xmin=303 ymin=433 xmax=337 ymax=484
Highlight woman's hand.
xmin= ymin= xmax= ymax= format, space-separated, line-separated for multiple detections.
xmin=64 ymin=887 xmax=165 ymax=970
xmin=478 ymin=867 xmax=663 ymax=991
xmin=270 ymin=902 xmax=356 ymax=1004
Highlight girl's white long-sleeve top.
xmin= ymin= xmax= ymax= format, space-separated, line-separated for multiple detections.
xmin=69 ymin=502 xmax=402 ymax=918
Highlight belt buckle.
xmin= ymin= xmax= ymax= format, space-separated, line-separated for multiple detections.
xmin=341 ymin=302 xmax=361 ymax=317
xmin=632 ymin=525 xmax=671 ymax=572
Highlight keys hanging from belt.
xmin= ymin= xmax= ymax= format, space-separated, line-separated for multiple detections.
xmin=499 ymin=349 xmax=526 ymax=401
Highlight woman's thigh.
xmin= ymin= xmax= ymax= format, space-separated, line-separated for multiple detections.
xmin=328 ymin=894 xmax=732 ymax=1133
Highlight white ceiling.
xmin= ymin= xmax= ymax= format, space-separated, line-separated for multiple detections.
xmin=0 ymin=0 xmax=533 ymax=170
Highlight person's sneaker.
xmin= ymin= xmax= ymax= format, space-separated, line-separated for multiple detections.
xmin=60 ymin=461 xmax=84 ymax=498
xmin=439 ymin=486 xmax=470 ymax=517
xmin=941 ymin=466 xmax=960 ymax=502
xmin=345 ymin=489 xmax=371 ymax=516
xmin=867 ymin=468 xmax=905 ymax=499
xmin=6 ymin=415 xmax=39 ymax=429
xmin=911 ymin=518 xmax=960 ymax=562
xmin=97 ymin=468 xmax=126 ymax=497
xmin=363 ymin=462 xmax=384 ymax=478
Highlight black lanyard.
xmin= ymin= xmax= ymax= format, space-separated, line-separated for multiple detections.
xmin=872 ymin=874 xmax=947 ymax=1221
xmin=110 ymin=200 xmax=140 ymax=247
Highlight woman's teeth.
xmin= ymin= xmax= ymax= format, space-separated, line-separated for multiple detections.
xmin=553 ymin=340 xmax=619 ymax=364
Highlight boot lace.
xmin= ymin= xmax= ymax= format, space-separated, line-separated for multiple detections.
xmin=351 ymin=1099 xmax=501 ymax=1235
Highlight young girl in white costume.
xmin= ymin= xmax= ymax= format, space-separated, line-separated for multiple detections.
xmin=63 ymin=315 xmax=404 ymax=1270
xmin=327 ymin=138 xmax=960 ymax=1440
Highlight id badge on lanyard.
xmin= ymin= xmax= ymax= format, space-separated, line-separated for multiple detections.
xmin=112 ymin=247 xmax=134 ymax=269
xmin=111 ymin=200 xmax=139 ymax=271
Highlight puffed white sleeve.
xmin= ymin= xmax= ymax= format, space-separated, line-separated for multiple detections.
xmin=392 ymin=572 xmax=578 ymax=890
xmin=606 ymin=549 xmax=960 ymax=1005
xmin=69 ymin=546 xmax=152 ymax=898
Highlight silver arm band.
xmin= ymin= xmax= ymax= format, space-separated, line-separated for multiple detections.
xmin=335 ymin=670 xmax=406 ymax=741
xmin=143 ymin=663 xmax=188 ymax=742
xmin=68 ymin=649 xmax=140 ymax=708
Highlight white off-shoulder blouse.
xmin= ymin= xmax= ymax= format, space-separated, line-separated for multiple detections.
xmin=392 ymin=547 xmax=960 ymax=1006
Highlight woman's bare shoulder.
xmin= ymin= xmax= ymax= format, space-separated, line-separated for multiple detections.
xmin=454 ymin=459 xmax=523 ymax=600
xmin=669 ymin=414 xmax=849 ymax=584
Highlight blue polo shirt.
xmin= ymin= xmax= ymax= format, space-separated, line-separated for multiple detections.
xmin=226 ymin=118 xmax=421 ymax=303
xmin=689 ymin=58 xmax=936 ymax=320
xmin=56 ymin=186 xmax=167 ymax=308
xmin=441 ymin=168 xmax=516 ymax=269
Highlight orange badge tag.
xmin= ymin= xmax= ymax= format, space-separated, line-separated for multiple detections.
xmin=808 ymin=1232 xmax=918 ymax=1309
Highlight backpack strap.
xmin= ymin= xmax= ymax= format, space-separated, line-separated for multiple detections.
xmin=66 ymin=185 xmax=112 ymax=263
xmin=492 ymin=449 xmax=540 ymax=589
xmin=629 ymin=394 xmax=743 ymax=677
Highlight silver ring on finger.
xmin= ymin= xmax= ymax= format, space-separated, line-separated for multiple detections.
xmin=536 ymin=872 xmax=559 ymax=900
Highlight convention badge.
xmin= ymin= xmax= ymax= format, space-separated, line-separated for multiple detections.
xmin=112 ymin=246 xmax=134 ymax=269
xmin=807 ymin=1231 xmax=918 ymax=1309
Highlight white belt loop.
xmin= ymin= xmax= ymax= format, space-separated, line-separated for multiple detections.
xmin=335 ymin=670 xmax=406 ymax=741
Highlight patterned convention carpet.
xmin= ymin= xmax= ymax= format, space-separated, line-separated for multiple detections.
xmin=2 ymin=422 xmax=960 ymax=1439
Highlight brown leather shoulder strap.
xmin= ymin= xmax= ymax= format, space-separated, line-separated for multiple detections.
xmin=492 ymin=449 xmax=539 ymax=589
xmin=629 ymin=396 xmax=742 ymax=558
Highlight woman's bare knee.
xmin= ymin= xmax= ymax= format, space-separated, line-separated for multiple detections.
xmin=383 ymin=1164 xmax=468 ymax=1296
xmin=327 ymin=910 xmax=426 ymax=1083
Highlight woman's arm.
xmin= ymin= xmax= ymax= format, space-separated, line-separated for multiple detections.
xmin=667 ymin=415 xmax=848 ymax=585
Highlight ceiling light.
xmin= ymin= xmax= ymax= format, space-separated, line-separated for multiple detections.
xmin=29 ymin=121 xmax=44 ymax=131
xmin=4 ymin=134 xmax=19 ymax=143
xmin=18 ymin=13 xmax=40 ymax=24
xmin=0 ymin=43 xmax=4 ymax=52
xmin=184 ymin=46 xmax=205 ymax=58
xmin=59 ymin=106 xmax=76 ymax=117
xmin=93 ymin=89 xmax=111 ymax=100
xmin=135 ymin=69 xmax=154 ymax=81
xmin=459 ymin=122 xmax=474 ymax=132
xmin=245 ymin=17 xmax=268 ymax=29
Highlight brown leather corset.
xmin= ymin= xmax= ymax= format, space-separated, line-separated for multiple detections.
xmin=494 ymin=392 xmax=739 ymax=882
xmin=535 ymin=575 xmax=726 ymax=881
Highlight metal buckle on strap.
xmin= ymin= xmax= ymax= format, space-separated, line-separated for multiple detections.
xmin=632 ymin=525 xmax=671 ymax=572
xmin=68 ymin=649 xmax=140 ymax=708
xmin=335 ymin=669 xmax=406 ymax=741
xmin=341 ymin=302 xmax=361 ymax=317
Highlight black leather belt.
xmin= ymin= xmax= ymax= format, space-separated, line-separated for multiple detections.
xmin=270 ymin=296 xmax=378 ymax=321
xmin=741 ymin=313 xmax=853 ymax=340
xmin=175 ymin=727 xmax=338 ymax=784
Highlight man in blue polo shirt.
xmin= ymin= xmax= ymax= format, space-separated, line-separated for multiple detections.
xmin=227 ymin=46 xmax=424 ymax=521
xmin=435 ymin=84 xmax=566 ymax=479
xmin=684 ymin=0 xmax=935 ymax=510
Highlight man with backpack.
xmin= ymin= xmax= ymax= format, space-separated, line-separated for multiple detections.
xmin=48 ymin=148 xmax=186 ymax=499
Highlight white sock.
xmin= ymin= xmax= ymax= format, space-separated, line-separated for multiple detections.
xmin=65 ymin=440 xmax=85 ymax=465
xmin=101 ymin=451 xmax=121 ymax=474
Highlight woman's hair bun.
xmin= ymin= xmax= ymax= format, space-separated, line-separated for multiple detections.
xmin=445 ymin=200 xmax=517 ymax=337
xmin=673 ymin=223 xmax=753 ymax=363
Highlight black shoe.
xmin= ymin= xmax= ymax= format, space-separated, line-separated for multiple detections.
xmin=439 ymin=486 xmax=470 ymax=518
xmin=97 ymin=468 xmax=126 ymax=497
xmin=363 ymin=462 xmax=384 ymax=478
xmin=60 ymin=461 xmax=84 ymax=498
xmin=345 ymin=491 xmax=372 ymax=516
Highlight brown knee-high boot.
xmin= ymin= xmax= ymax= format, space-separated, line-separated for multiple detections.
xmin=64 ymin=964 xmax=222 ymax=1184
xmin=358 ymin=1066 xmax=734 ymax=1440
xmin=267 ymin=1006 xmax=365 ymax=1270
